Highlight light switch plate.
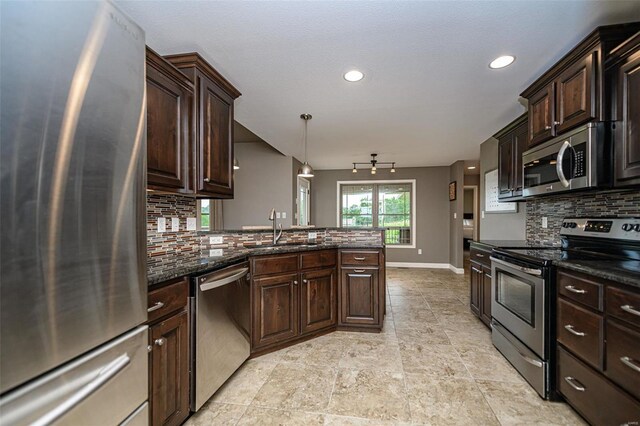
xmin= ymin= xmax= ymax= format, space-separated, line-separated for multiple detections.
xmin=481 ymin=211 xmax=485 ymax=219
xmin=157 ymin=217 xmax=166 ymax=233
xmin=209 ymin=249 xmax=223 ymax=257
xmin=209 ymin=235 xmax=224 ymax=245
xmin=418 ymin=249 xmax=422 ymax=255
xmin=282 ymin=212 xmax=287 ymax=219
xmin=171 ymin=217 xmax=179 ymax=232
xmin=186 ymin=217 xmax=197 ymax=231
xmin=542 ymin=217 xmax=548 ymax=229
xmin=453 ymin=212 xmax=457 ymax=219
xmin=276 ymin=212 xmax=281 ymax=219
xmin=308 ymin=232 xmax=317 ymax=240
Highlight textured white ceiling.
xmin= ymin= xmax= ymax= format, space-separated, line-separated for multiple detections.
xmin=118 ymin=1 xmax=640 ymax=169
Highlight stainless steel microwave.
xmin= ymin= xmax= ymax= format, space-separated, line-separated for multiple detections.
xmin=522 ymin=123 xmax=609 ymax=197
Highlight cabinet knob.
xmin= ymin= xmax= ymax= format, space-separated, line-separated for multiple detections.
xmin=154 ymin=338 xmax=166 ymax=346
xmin=293 ymin=280 xmax=298 ymax=285
xmin=302 ymin=279 xmax=308 ymax=284
xmin=553 ymin=121 xmax=560 ymax=125
xmin=544 ymin=125 xmax=552 ymax=130
xmin=203 ymin=178 xmax=210 ymax=182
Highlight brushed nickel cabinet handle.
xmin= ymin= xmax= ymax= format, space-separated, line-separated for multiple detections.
xmin=203 ymin=178 xmax=210 ymax=182
xmin=154 ymin=338 xmax=166 ymax=346
xmin=564 ymin=285 xmax=586 ymax=294
xmin=471 ymin=266 xmax=481 ymax=273
xmin=620 ymin=356 xmax=640 ymax=373
xmin=354 ymin=257 xmax=366 ymax=261
xmin=476 ymin=253 xmax=484 ymax=258
xmin=302 ymin=279 xmax=308 ymax=284
xmin=147 ymin=302 xmax=165 ymax=312
xmin=621 ymin=305 xmax=640 ymax=317
xmin=293 ymin=280 xmax=298 ymax=285
xmin=354 ymin=269 xmax=366 ymax=273
xmin=564 ymin=324 xmax=586 ymax=337
xmin=545 ymin=125 xmax=552 ymax=130
xmin=564 ymin=376 xmax=585 ymax=392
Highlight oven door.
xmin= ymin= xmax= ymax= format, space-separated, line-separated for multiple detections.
xmin=490 ymin=257 xmax=545 ymax=357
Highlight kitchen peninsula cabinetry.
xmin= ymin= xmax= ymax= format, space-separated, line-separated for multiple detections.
xmin=147 ymin=277 xmax=190 ymax=426
xmin=522 ymin=24 xmax=640 ymax=148
xmin=607 ymin=31 xmax=640 ymax=187
xmin=165 ymin=53 xmax=241 ymax=198
xmin=556 ymin=269 xmax=640 ymax=425
xmin=146 ymin=48 xmax=194 ymax=194
xmin=469 ymin=244 xmax=492 ymax=328
xmin=250 ymin=248 xmax=384 ymax=354
xmin=496 ymin=114 xmax=528 ymax=200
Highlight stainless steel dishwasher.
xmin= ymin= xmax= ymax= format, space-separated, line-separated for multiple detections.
xmin=190 ymin=262 xmax=251 ymax=411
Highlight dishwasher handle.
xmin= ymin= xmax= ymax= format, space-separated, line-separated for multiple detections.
xmin=199 ymin=268 xmax=249 ymax=292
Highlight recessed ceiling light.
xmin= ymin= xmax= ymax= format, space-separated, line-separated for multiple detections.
xmin=489 ymin=55 xmax=515 ymax=69
xmin=467 ymin=166 xmax=476 ymax=170
xmin=344 ymin=70 xmax=364 ymax=82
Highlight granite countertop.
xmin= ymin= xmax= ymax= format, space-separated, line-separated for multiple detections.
xmin=203 ymin=227 xmax=388 ymax=234
xmin=554 ymin=259 xmax=640 ymax=288
xmin=470 ymin=240 xmax=544 ymax=249
xmin=148 ymin=242 xmax=385 ymax=286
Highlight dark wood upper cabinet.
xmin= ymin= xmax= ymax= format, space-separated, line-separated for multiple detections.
xmin=252 ymin=272 xmax=299 ymax=349
xmin=165 ymin=53 xmax=241 ymax=199
xmin=150 ymin=310 xmax=190 ymax=426
xmin=607 ymin=31 xmax=640 ymax=187
xmin=522 ymin=23 xmax=640 ymax=148
xmin=495 ymin=113 xmax=527 ymax=200
xmin=146 ymin=48 xmax=194 ymax=194
xmin=300 ymin=268 xmax=337 ymax=335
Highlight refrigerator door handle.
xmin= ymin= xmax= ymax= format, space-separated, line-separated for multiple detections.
xmin=31 ymin=354 xmax=130 ymax=426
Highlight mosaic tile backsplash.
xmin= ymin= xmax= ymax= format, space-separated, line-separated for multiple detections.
xmin=526 ymin=189 xmax=640 ymax=246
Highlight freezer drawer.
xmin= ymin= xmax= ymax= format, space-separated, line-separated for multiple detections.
xmin=0 ymin=326 xmax=148 ymax=426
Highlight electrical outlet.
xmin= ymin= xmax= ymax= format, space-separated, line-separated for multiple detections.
xmin=282 ymin=212 xmax=287 ymax=219
xmin=481 ymin=211 xmax=485 ymax=219
xmin=308 ymin=232 xmax=317 ymax=240
xmin=171 ymin=217 xmax=179 ymax=232
xmin=209 ymin=249 xmax=223 ymax=257
xmin=276 ymin=212 xmax=281 ymax=219
xmin=454 ymin=212 xmax=457 ymax=219
xmin=186 ymin=217 xmax=196 ymax=231
xmin=542 ymin=217 xmax=548 ymax=229
xmin=157 ymin=217 xmax=166 ymax=233
xmin=209 ymin=235 xmax=224 ymax=245
xmin=418 ymin=249 xmax=422 ymax=255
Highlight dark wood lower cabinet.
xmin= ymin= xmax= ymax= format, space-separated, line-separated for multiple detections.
xmin=300 ymin=268 xmax=337 ymax=335
xmin=469 ymin=245 xmax=492 ymax=328
xmin=470 ymin=263 xmax=481 ymax=317
xmin=481 ymin=266 xmax=492 ymax=326
xmin=252 ymin=273 xmax=299 ymax=349
xmin=339 ymin=267 xmax=379 ymax=326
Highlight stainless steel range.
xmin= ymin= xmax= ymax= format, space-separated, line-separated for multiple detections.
xmin=490 ymin=217 xmax=640 ymax=400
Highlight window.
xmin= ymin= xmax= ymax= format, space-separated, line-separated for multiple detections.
xmin=199 ymin=199 xmax=211 ymax=230
xmin=338 ymin=180 xmax=415 ymax=247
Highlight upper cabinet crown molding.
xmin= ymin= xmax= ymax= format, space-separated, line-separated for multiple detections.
xmin=163 ymin=52 xmax=242 ymax=99
xmin=521 ymin=22 xmax=640 ymax=149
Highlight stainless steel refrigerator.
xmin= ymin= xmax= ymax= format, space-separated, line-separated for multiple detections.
xmin=0 ymin=1 xmax=148 ymax=424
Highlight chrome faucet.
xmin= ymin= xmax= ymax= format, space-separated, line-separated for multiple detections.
xmin=268 ymin=208 xmax=283 ymax=244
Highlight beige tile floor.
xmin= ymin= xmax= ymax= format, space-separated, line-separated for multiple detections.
xmin=186 ymin=267 xmax=585 ymax=426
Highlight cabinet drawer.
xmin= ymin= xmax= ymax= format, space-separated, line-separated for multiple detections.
xmin=148 ymin=277 xmax=188 ymax=323
xmin=557 ymin=298 xmax=603 ymax=369
xmin=607 ymin=286 xmax=640 ymax=328
xmin=252 ymin=254 xmax=299 ymax=277
xmin=557 ymin=269 xmax=603 ymax=311
xmin=558 ymin=347 xmax=640 ymax=426
xmin=605 ymin=320 xmax=640 ymax=400
xmin=340 ymin=251 xmax=379 ymax=266
xmin=300 ymin=249 xmax=337 ymax=270
xmin=469 ymin=247 xmax=491 ymax=267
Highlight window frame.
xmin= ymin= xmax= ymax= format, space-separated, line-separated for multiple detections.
xmin=336 ymin=179 xmax=416 ymax=248
xmin=197 ymin=199 xmax=211 ymax=231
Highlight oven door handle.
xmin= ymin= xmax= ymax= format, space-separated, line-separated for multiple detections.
xmin=490 ymin=257 xmax=542 ymax=277
xmin=556 ymin=140 xmax=572 ymax=188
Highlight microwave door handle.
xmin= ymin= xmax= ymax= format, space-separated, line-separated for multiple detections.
xmin=556 ymin=140 xmax=571 ymax=188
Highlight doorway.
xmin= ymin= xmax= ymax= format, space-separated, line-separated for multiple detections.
xmin=297 ymin=177 xmax=311 ymax=226
xmin=463 ymin=185 xmax=478 ymax=255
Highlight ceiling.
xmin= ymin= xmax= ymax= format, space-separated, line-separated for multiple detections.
xmin=118 ymin=1 xmax=640 ymax=170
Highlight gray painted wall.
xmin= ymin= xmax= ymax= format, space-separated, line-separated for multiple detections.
xmin=479 ymin=136 xmax=526 ymax=240
xmin=223 ymin=142 xmax=294 ymax=228
xmin=311 ymin=167 xmax=450 ymax=264
xmin=463 ymin=189 xmax=474 ymax=215
xmin=449 ymin=161 xmax=465 ymax=269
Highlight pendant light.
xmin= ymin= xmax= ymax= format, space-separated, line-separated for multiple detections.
xmin=297 ymin=113 xmax=314 ymax=177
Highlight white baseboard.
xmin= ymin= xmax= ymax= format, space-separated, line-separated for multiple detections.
xmin=386 ymin=262 xmax=451 ymax=269
xmin=448 ymin=265 xmax=465 ymax=274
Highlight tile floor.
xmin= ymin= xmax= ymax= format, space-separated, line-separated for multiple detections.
xmin=186 ymin=267 xmax=585 ymax=426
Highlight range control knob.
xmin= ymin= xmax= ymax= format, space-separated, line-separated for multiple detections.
xmin=634 ymin=224 xmax=640 ymax=232
xmin=570 ymin=222 xmax=577 ymax=229
xmin=622 ymin=223 xmax=634 ymax=232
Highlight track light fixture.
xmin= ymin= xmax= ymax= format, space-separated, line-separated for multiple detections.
xmin=350 ymin=154 xmax=397 ymax=174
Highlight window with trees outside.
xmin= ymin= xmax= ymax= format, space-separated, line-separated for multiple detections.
xmin=339 ymin=181 xmax=414 ymax=246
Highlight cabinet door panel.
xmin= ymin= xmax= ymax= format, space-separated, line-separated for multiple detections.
xmin=497 ymin=135 xmax=514 ymax=198
xmin=340 ymin=268 xmax=379 ymax=326
xmin=150 ymin=311 xmax=189 ymax=426
xmin=197 ymin=75 xmax=234 ymax=197
xmin=481 ymin=266 xmax=492 ymax=326
xmin=528 ymin=83 xmax=555 ymax=147
xmin=512 ymin=120 xmax=528 ymax=195
xmin=556 ymin=52 xmax=596 ymax=133
xmin=146 ymin=56 xmax=192 ymax=192
xmin=616 ymin=52 xmax=640 ymax=185
xmin=470 ymin=263 xmax=481 ymax=317
xmin=300 ymin=268 xmax=337 ymax=334
xmin=252 ymin=273 xmax=299 ymax=348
